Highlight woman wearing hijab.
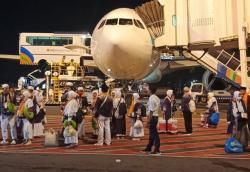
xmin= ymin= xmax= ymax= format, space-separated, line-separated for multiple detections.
xmin=162 ymin=90 xmax=173 ymax=132
xmin=91 ymin=90 xmax=99 ymax=137
xmin=33 ymin=91 xmax=46 ymax=137
xmin=129 ymin=93 xmax=145 ymax=140
xmin=63 ymin=91 xmax=79 ymax=148
xmin=231 ymin=91 xmax=249 ymax=149
xmin=202 ymin=92 xmax=219 ymax=128
xmin=112 ymin=90 xmax=127 ymax=139
xmin=17 ymin=90 xmax=35 ymax=145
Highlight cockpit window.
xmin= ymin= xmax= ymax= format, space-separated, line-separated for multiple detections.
xmin=106 ymin=19 xmax=118 ymax=25
xmin=136 ymin=20 xmax=145 ymax=29
xmin=119 ymin=18 xmax=133 ymax=25
xmin=98 ymin=20 xmax=106 ymax=29
xmin=134 ymin=19 xmax=140 ymax=28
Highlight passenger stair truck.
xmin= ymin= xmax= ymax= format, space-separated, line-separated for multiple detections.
xmin=184 ymin=49 xmax=250 ymax=88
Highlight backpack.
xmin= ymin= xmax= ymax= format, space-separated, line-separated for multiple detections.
xmin=225 ymin=137 xmax=243 ymax=153
xmin=135 ymin=103 xmax=146 ymax=117
xmin=189 ymin=98 xmax=196 ymax=113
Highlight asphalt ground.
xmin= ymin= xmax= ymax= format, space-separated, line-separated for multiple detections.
xmin=0 ymin=153 xmax=250 ymax=172
xmin=0 ymin=104 xmax=249 ymax=172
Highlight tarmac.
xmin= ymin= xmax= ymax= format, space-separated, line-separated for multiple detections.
xmin=0 ymin=105 xmax=249 ymax=172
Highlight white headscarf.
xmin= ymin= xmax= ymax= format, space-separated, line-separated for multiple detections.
xmin=67 ymin=91 xmax=77 ymax=100
xmin=166 ymin=90 xmax=173 ymax=98
xmin=64 ymin=91 xmax=79 ymax=117
xmin=233 ymin=91 xmax=241 ymax=101
xmin=133 ymin=93 xmax=140 ymax=102
xmin=232 ymin=91 xmax=245 ymax=116
xmin=207 ymin=92 xmax=218 ymax=112
xmin=113 ymin=90 xmax=125 ymax=108
xmin=208 ymin=92 xmax=214 ymax=99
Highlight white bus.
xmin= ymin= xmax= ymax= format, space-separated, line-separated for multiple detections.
xmin=19 ymin=32 xmax=91 ymax=65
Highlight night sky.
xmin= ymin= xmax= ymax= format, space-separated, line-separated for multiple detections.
xmin=0 ymin=0 xmax=150 ymax=84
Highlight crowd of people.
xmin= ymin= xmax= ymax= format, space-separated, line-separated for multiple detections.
xmin=1 ymin=81 xmax=250 ymax=154
xmin=0 ymin=84 xmax=46 ymax=145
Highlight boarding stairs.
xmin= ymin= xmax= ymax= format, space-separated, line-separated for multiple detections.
xmin=184 ymin=49 xmax=250 ymax=87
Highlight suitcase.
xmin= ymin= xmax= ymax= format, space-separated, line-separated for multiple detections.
xmin=166 ymin=118 xmax=178 ymax=134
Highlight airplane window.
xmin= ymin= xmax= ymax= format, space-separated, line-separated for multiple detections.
xmin=136 ymin=20 xmax=145 ymax=29
xmin=98 ymin=20 xmax=106 ymax=29
xmin=106 ymin=19 xmax=118 ymax=25
xmin=133 ymin=19 xmax=140 ymax=28
xmin=119 ymin=18 xmax=133 ymax=25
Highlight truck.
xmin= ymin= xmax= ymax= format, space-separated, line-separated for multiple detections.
xmin=190 ymin=83 xmax=231 ymax=104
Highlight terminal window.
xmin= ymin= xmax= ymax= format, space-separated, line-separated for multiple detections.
xmin=119 ymin=18 xmax=133 ymax=25
xmin=26 ymin=36 xmax=73 ymax=46
xmin=106 ymin=19 xmax=118 ymax=25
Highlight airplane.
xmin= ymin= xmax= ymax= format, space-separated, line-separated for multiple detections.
xmin=91 ymin=8 xmax=199 ymax=83
xmin=1 ymin=8 xmax=200 ymax=85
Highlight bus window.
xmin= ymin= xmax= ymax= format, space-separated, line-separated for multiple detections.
xmin=133 ymin=19 xmax=140 ymax=28
xmin=98 ymin=20 xmax=106 ymax=29
xmin=26 ymin=36 xmax=73 ymax=46
xmin=119 ymin=18 xmax=133 ymax=25
xmin=136 ymin=20 xmax=145 ymax=29
xmin=106 ymin=19 xmax=118 ymax=25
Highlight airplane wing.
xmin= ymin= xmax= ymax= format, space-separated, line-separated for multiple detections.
xmin=0 ymin=54 xmax=19 ymax=60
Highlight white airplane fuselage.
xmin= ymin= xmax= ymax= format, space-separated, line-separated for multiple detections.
xmin=91 ymin=8 xmax=159 ymax=80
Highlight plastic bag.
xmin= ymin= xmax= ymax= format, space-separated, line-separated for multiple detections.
xmin=23 ymin=107 xmax=34 ymax=120
xmin=133 ymin=119 xmax=143 ymax=129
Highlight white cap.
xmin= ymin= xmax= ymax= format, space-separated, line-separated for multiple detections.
xmin=2 ymin=84 xmax=9 ymax=89
xmin=65 ymin=82 xmax=73 ymax=87
xmin=27 ymin=86 xmax=34 ymax=90
xmin=77 ymin=87 xmax=84 ymax=91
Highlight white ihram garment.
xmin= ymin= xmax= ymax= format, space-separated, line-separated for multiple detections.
xmin=64 ymin=99 xmax=79 ymax=144
xmin=22 ymin=99 xmax=34 ymax=140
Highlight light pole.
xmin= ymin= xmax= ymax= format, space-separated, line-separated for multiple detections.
xmin=45 ymin=71 xmax=51 ymax=102
xmin=237 ymin=0 xmax=249 ymax=91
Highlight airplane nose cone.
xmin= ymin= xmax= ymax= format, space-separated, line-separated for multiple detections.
xmin=92 ymin=28 xmax=158 ymax=80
